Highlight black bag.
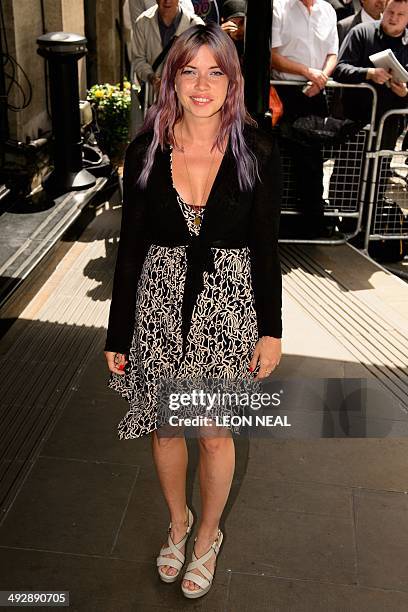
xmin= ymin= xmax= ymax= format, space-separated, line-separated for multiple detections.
xmin=284 ymin=115 xmax=363 ymax=146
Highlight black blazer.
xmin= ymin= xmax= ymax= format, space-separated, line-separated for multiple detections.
xmin=104 ymin=124 xmax=282 ymax=355
xmin=337 ymin=10 xmax=362 ymax=46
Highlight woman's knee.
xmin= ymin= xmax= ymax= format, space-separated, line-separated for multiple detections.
xmin=198 ymin=430 xmax=232 ymax=454
xmin=152 ymin=428 xmax=185 ymax=449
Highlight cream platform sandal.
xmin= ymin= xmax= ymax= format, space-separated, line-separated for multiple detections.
xmin=181 ymin=528 xmax=223 ymax=598
xmin=156 ymin=506 xmax=194 ymax=583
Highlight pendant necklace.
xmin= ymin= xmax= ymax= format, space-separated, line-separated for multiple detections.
xmin=180 ymin=124 xmax=216 ymax=228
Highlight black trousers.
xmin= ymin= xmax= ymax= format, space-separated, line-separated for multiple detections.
xmin=276 ymin=85 xmax=328 ymax=225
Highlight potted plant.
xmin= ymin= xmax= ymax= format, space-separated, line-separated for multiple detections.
xmin=87 ymin=79 xmax=133 ymax=163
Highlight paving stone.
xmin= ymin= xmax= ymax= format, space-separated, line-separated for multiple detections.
xmin=210 ymin=476 xmax=355 ymax=584
xmin=110 ymin=464 xmax=196 ymax=563
xmin=354 ymin=488 xmax=408 ymax=592
xmin=40 ymin=394 xmax=154 ymax=469
xmin=246 ymin=439 xmax=408 ymax=491
xmin=0 ymin=547 xmax=228 ymax=611
xmin=227 ymin=572 xmax=408 ymax=612
xmin=0 ymin=457 xmax=138 ymax=556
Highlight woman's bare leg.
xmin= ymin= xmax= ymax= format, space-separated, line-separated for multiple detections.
xmin=151 ymin=430 xmax=189 ymax=577
xmin=182 ymin=426 xmax=235 ymax=592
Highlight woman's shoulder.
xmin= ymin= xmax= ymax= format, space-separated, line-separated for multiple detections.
xmin=243 ymin=123 xmax=277 ymax=159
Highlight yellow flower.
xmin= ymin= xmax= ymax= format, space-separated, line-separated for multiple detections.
xmin=94 ymin=89 xmax=104 ymax=98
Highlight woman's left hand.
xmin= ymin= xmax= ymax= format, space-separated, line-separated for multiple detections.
xmin=249 ymin=336 xmax=282 ymax=380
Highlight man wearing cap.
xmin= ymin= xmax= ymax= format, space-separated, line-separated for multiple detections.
xmin=221 ymin=0 xmax=246 ymax=61
xmin=191 ymin=0 xmax=224 ymax=23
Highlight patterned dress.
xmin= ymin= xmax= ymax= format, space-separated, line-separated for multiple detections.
xmin=108 ymin=151 xmax=259 ymax=439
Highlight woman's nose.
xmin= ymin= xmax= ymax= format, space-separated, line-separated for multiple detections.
xmin=195 ymin=74 xmax=209 ymax=90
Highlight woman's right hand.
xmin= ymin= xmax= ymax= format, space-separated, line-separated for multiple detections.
xmin=104 ymin=351 xmax=128 ymax=375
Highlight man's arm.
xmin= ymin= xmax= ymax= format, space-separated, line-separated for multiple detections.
xmin=131 ymin=18 xmax=155 ymax=83
xmin=303 ymin=53 xmax=338 ymax=97
xmin=270 ymin=50 xmax=309 ymax=79
xmin=333 ymin=28 xmax=371 ymax=83
xmin=271 ymin=49 xmax=329 ymax=88
xmin=334 ymin=28 xmax=393 ymax=85
xmin=322 ymin=53 xmax=338 ymax=78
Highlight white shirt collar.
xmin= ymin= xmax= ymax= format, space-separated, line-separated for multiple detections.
xmin=361 ymin=8 xmax=377 ymax=23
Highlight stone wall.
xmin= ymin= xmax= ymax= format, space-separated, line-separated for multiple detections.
xmin=4 ymin=0 xmax=87 ymax=142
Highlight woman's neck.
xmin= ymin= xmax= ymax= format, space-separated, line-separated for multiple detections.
xmin=177 ymin=113 xmax=221 ymax=147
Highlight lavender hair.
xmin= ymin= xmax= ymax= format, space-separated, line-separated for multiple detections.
xmin=137 ymin=23 xmax=258 ymax=191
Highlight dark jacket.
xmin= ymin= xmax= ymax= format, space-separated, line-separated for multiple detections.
xmin=333 ymin=21 xmax=408 ymax=121
xmin=325 ymin=0 xmax=354 ymax=22
xmin=337 ymin=10 xmax=362 ymax=46
xmin=104 ymin=125 xmax=282 ymax=355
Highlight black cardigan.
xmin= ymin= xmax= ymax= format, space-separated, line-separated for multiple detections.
xmin=104 ymin=124 xmax=282 ymax=355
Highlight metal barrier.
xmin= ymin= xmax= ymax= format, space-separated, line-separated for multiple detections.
xmin=364 ymin=108 xmax=408 ymax=255
xmin=271 ymin=79 xmax=377 ymax=244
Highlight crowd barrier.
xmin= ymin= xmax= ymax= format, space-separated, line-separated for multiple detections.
xmin=270 ymin=79 xmax=378 ymax=244
xmin=364 ymin=108 xmax=408 ymax=256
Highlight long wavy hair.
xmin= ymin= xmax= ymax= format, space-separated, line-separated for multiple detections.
xmin=137 ymin=23 xmax=258 ymax=191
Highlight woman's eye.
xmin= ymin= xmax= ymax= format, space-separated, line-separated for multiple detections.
xmin=210 ymin=71 xmax=224 ymax=77
xmin=181 ymin=69 xmax=195 ymax=76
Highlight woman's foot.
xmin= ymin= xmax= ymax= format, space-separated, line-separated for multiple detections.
xmin=182 ymin=528 xmax=221 ymax=593
xmin=158 ymin=507 xmax=190 ymax=579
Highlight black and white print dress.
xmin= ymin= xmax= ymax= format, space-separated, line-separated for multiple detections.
xmin=108 ymin=152 xmax=259 ymax=439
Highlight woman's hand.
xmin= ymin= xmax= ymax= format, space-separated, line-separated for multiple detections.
xmin=104 ymin=351 xmax=128 ymax=375
xmin=249 ymin=337 xmax=282 ymax=380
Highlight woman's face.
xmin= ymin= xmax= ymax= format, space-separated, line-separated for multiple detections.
xmin=174 ymin=45 xmax=229 ymax=120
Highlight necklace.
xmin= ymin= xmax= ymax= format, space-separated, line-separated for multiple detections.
xmin=180 ymin=124 xmax=216 ymax=228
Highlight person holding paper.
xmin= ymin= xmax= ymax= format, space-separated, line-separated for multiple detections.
xmin=333 ymin=0 xmax=408 ymax=140
xmin=332 ymin=0 xmax=408 ymax=222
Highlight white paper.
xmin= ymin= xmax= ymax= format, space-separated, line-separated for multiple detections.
xmin=369 ymin=49 xmax=408 ymax=83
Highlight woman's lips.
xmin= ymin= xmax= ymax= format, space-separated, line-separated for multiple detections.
xmin=190 ymin=96 xmax=213 ymax=106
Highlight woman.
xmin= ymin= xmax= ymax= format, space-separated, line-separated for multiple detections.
xmin=104 ymin=23 xmax=282 ymax=599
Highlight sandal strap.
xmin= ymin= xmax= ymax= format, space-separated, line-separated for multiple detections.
xmin=157 ymin=507 xmax=194 ymax=570
xmin=183 ymin=569 xmax=211 ymax=590
xmin=185 ymin=558 xmax=213 ymax=582
xmin=192 ymin=529 xmax=223 ymax=562
xmin=159 ymin=532 xmax=187 ymax=563
xmin=156 ymin=555 xmax=183 ymax=570
xmin=183 ymin=529 xmax=223 ymax=589
xmin=169 ymin=506 xmax=193 ymax=534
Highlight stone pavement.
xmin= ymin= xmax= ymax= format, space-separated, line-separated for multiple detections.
xmin=0 ymin=194 xmax=408 ymax=612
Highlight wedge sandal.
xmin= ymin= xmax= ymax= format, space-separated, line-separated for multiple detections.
xmin=156 ymin=506 xmax=194 ymax=583
xmin=181 ymin=528 xmax=223 ymax=598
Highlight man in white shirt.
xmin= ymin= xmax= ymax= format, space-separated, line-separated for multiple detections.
xmin=337 ymin=0 xmax=386 ymax=45
xmin=271 ymin=0 xmax=339 ymax=237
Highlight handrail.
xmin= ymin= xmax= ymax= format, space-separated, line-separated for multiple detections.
xmin=375 ymin=107 xmax=408 ymax=152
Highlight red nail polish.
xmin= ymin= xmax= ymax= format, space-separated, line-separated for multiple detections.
xmin=118 ymin=364 xmax=125 ymax=371
xmin=248 ymin=366 xmax=253 ymax=372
